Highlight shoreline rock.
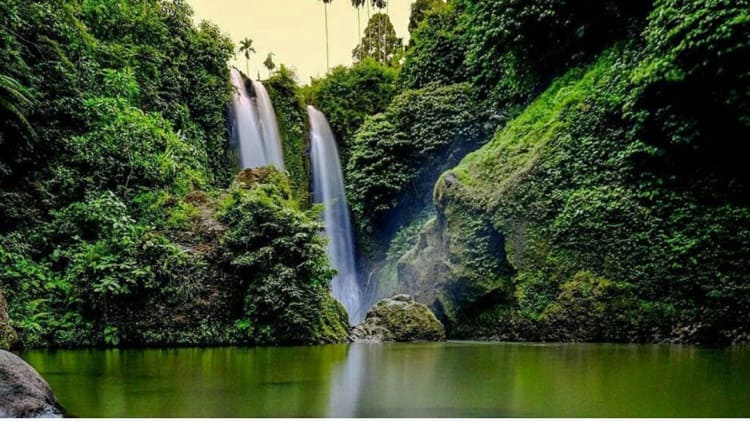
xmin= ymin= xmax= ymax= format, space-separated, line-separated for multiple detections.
xmin=351 ymin=294 xmax=446 ymax=343
xmin=0 ymin=350 xmax=63 ymax=418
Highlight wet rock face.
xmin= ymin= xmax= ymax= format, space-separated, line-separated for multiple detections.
xmin=0 ymin=291 xmax=18 ymax=350
xmin=0 ymin=351 xmax=63 ymax=418
xmin=352 ymin=294 xmax=446 ymax=343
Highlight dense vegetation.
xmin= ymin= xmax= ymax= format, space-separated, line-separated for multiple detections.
xmin=0 ymin=0 xmax=348 ymax=349
xmin=2 ymin=0 xmax=748 ymax=348
xmin=303 ymin=59 xmax=399 ymax=165
xmin=381 ymin=0 xmax=750 ymax=344
xmin=265 ymin=65 xmax=311 ymax=205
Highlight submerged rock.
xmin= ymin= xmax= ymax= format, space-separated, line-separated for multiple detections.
xmin=351 ymin=294 xmax=446 ymax=342
xmin=0 ymin=291 xmax=18 ymax=350
xmin=0 ymin=351 xmax=63 ymax=418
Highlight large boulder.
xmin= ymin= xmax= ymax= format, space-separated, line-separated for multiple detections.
xmin=0 ymin=291 xmax=19 ymax=350
xmin=0 ymin=351 xmax=63 ymax=418
xmin=351 ymin=294 xmax=446 ymax=342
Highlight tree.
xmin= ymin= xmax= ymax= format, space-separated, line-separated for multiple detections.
xmin=263 ymin=53 xmax=276 ymax=76
xmin=321 ymin=0 xmax=334 ymax=71
xmin=352 ymin=13 xmax=403 ymax=66
xmin=352 ymin=0 xmax=366 ymax=55
xmin=409 ymin=0 xmax=442 ymax=32
xmin=370 ymin=0 xmax=389 ymax=63
xmin=238 ymin=38 xmax=256 ymax=76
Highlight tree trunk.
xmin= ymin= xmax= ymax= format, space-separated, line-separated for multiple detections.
xmin=324 ymin=3 xmax=330 ymax=71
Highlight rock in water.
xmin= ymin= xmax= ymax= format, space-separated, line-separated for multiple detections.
xmin=0 ymin=351 xmax=63 ymax=418
xmin=0 ymin=291 xmax=18 ymax=350
xmin=351 ymin=294 xmax=446 ymax=342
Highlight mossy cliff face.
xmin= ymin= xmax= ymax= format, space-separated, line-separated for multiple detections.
xmin=397 ymin=175 xmax=515 ymax=326
xmin=395 ymin=0 xmax=750 ymax=345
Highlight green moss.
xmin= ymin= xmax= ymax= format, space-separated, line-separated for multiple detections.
xmin=264 ymin=66 xmax=311 ymax=206
xmin=395 ymin=1 xmax=750 ymax=343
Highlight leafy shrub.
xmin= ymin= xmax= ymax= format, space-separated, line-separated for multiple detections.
xmin=627 ymin=0 xmax=750 ymax=188
xmin=401 ymin=0 xmax=650 ymax=110
xmin=218 ymin=168 xmax=349 ymax=345
xmin=304 ymin=59 xmax=399 ymax=164
xmin=399 ymin=1 xmax=466 ymax=90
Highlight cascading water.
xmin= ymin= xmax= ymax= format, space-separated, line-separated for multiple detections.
xmin=230 ymin=68 xmax=265 ymax=169
xmin=308 ymin=106 xmax=362 ymax=324
xmin=252 ymin=80 xmax=285 ymax=171
xmin=230 ymin=68 xmax=285 ymax=170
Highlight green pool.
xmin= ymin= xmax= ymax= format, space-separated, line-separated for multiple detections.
xmin=20 ymin=342 xmax=750 ymax=417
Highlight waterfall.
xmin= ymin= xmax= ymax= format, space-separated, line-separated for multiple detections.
xmin=252 ymin=80 xmax=285 ymax=171
xmin=308 ymin=106 xmax=362 ymax=324
xmin=230 ymin=68 xmax=285 ymax=170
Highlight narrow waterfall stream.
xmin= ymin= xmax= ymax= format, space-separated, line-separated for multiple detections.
xmin=308 ymin=106 xmax=362 ymax=324
xmin=230 ymin=68 xmax=285 ymax=170
xmin=252 ymin=80 xmax=285 ymax=171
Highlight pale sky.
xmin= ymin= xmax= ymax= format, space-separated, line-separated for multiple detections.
xmin=189 ymin=0 xmax=412 ymax=83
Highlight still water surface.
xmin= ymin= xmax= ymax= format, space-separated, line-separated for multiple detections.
xmin=20 ymin=342 xmax=750 ymax=417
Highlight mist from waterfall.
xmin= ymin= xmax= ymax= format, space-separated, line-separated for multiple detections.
xmin=308 ymin=106 xmax=362 ymax=325
xmin=230 ymin=68 xmax=285 ymax=170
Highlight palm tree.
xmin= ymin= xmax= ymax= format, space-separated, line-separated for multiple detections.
xmin=0 ymin=74 xmax=35 ymax=140
xmin=263 ymin=53 xmax=276 ymax=77
xmin=371 ymin=0 xmax=388 ymax=63
xmin=352 ymin=0 xmax=366 ymax=57
xmin=321 ymin=0 xmax=334 ymax=71
xmin=238 ymin=38 xmax=256 ymax=76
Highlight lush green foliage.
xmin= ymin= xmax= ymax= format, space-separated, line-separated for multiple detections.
xmin=304 ymin=60 xmax=399 ymax=164
xmin=401 ymin=0 xmax=650 ymax=110
xmin=218 ymin=169 xmax=349 ymax=345
xmin=346 ymin=82 xmax=485 ymax=258
xmin=0 ymin=0 xmax=234 ymax=232
xmin=399 ymin=1 xmax=466 ymax=90
xmin=2 ymin=0 xmax=748 ymax=348
xmin=627 ymin=0 xmax=750 ymax=187
xmin=397 ymin=0 xmax=750 ymax=343
xmin=408 ymin=0 xmax=443 ymax=32
xmin=0 ymin=0 xmax=349 ymax=348
xmin=265 ymin=65 xmax=311 ymax=205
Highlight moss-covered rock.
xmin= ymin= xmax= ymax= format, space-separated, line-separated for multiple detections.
xmin=538 ymin=272 xmax=636 ymax=342
xmin=0 ymin=290 xmax=18 ymax=350
xmin=351 ymin=294 xmax=446 ymax=342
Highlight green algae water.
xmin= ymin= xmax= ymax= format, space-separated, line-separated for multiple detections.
xmin=20 ymin=342 xmax=750 ymax=417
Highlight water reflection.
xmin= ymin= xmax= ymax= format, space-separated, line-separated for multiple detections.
xmin=20 ymin=342 xmax=750 ymax=418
